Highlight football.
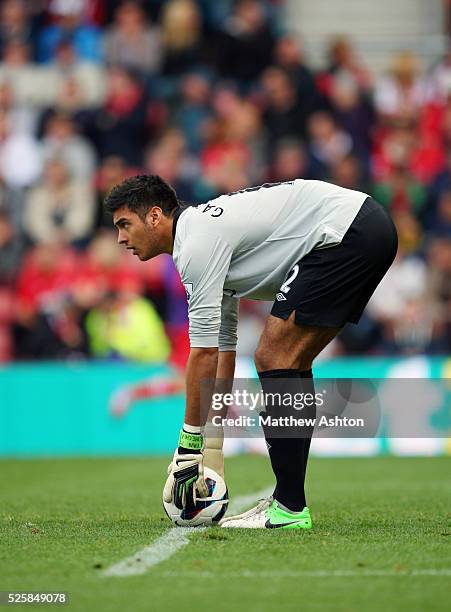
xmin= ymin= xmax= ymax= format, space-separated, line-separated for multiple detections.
xmin=163 ymin=467 xmax=229 ymax=527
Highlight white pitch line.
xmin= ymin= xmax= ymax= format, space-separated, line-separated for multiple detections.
xmin=156 ymin=569 xmax=451 ymax=579
xmin=102 ymin=526 xmax=200 ymax=577
xmin=102 ymin=486 xmax=272 ymax=578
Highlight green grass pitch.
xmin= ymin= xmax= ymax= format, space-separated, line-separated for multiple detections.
xmin=0 ymin=455 xmax=450 ymax=611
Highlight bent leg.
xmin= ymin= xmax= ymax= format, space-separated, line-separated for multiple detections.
xmin=255 ymin=313 xmax=341 ymax=511
xmin=255 ymin=312 xmax=341 ymax=372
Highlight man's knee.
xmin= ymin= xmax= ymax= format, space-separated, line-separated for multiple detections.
xmin=255 ymin=337 xmax=317 ymax=372
xmin=255 ymin=315 xmax=336 ymax=371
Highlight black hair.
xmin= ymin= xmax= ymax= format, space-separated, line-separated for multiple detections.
xmin=104 ymin=174 xmax=179 ymax=220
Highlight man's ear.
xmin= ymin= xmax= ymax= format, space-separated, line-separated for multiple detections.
xmin=147 ymin=206 xmax=163 ymax=226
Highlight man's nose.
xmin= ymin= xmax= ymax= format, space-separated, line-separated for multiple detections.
xmin=117 ymin=230 xmax=126 ymax=244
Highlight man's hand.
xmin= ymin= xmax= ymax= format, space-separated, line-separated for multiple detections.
xmin=163 ymin=431 xmax=209 ymax=510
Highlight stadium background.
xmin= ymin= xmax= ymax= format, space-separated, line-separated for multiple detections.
xmin=0 ymin=0 xmax=449 ymax=456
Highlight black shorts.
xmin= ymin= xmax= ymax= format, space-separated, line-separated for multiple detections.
xmin=271 ymin=196 xmax=398 ymax=327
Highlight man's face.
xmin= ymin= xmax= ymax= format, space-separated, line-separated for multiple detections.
xmin=113 ymin=205 xmax=163 ymax=261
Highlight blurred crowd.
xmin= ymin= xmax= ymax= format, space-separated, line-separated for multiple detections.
xmin=0 ymin=0 xmax=449 ymax=364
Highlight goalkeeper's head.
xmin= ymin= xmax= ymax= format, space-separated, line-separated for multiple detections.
xmin=104 ymin=174 xmax=180 ymax=261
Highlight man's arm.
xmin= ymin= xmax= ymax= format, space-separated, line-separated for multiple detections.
xmin=163 ymin=347 xmax=232 ymax=507
xmin=165 ymin=233 xmax=234 ymax=506
xmin=177 ymin=236 xmax=236 ymax=427
xmin=217 ymin=350 xmax=236 ymax=379
xmin=184 ymin=348 xmax=236 ymax=426
xmin=202 ymin=294 xmax=239 ymax=470
xmin=200 ymin=295 xmax=239 ymax=475
xmin=184 ymin=347 xmax=219 ymax=427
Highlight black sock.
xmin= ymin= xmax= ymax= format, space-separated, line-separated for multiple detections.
xmin=258 ymin=368 xmax=315 ymax=512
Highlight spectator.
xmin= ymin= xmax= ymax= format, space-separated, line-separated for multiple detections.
xmin=211 ymin=81 xmax=241 ymax=122
xmin=423 ymin=189 xmax=451 ymax=238
xmin=374 ymin=51 xmax=427 ymax=126
xmin=331 ymin=154 xmax=365 ymax=191
xmin=41 ymin=39 xmax=106 ymax=110
xmin=393 ymin=210 xmax=424 ymax=255
xmin=323 ymin=35 xmax=372 ymax=94
xmin=427 ymin=48 xmax=451 ymax=104
xmin=75 ymin=230 xmax=143 ymax=297
xmin=227 ymin=99 xmax=265 ymax=182
xmin=175 ymin=70 xmax=212 ymax=154
xmin=329 ymin=73 xmax=374 ymax=169
xmin=0 ymin=41 xmax=43 ymax=108
xmin=161 ymin=0 xmax=203 ymax=76
xmin=14 ymin=291 xmax=89 ymax=359
xmin=15 ymin=242 xmax=78 ymax=314
xmin=85 ymin=291 xmax=171 ymax=362
xmin=94 ymin=156 xmax=130 ymax=228
xmin=144 ymin=143 xmax=182 ymax=185
xmin=273 ymin=33 xmax=318 ymax=116
xmin=199 ymin=93 xmax=253 ymax=198
xmin=0 ymin=176 xmax=26 ymax=232
xmin=205 ymin=90 xmax=264 ymax=183
xmin=37 ymin=0 xmax=102 ymax=63
xmin=0 ymin=210 xmax=24 ymax=285
xmin=0 ymin=80 xmax=37 ymax=135
xmin=23 ymin=157 xmax=95 ymax=245
xmin=268 ymin=139 xmax=308 ymax=183
xmin=91 ymin=66 xmax=148 ymax=165
xmin=307 ymin=111 xmax=352 ymax=179
xmin=198 ymin=139 xmax=251 ymax=198
xmin=261 ymin=66 xmax=309 ymax=148
xmin=12 ymin=246 xmax=61 ymax=358
xmin=0 ymin=109 xmax=42 ymax=188
xmin=365 ymin=247 xmax=433 ymax=354
xmin=0 ymin=0 xmax=36 ymax=58
xmin=425 ymin=149 xmax=451 ymax=230
xmin=41 ymin=112 xmax=97 ymax=180
xmin=144 ymin=129 xmax=196 ymax=202
xmin=372 ymin=167 xmax=427 ymax=219
xmin=372 ymin=125 xmax=444 ymax=185
xmin=104 ymin=1 xmax=162 ymax=75
xmin=215 ymin=0 xmax=274 ymax=83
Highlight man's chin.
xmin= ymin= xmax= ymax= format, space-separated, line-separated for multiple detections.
xmin=136 ymin=252 xmax=151 ymax=261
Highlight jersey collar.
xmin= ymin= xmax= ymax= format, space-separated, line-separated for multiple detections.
xmin=172 ymin=207 xmax=184 ymax=241
xmin=172 ymin=203 xmax=199 ymax=240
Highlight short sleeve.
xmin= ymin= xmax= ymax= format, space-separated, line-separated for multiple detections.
xmin=176 ymin=233 xmax=233 ymax=348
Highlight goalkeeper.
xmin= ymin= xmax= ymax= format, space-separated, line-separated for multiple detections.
xmin=105 ymin=175 xmax=397 ymax=529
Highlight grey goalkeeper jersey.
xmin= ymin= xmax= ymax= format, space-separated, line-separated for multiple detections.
xmin=172 ymin=179 xmax=368 ymax=349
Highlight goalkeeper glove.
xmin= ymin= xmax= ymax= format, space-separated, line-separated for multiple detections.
xmin=162 ymin=429 xmax=209 ymax=510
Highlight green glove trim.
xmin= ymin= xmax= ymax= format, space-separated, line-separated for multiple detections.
xmin=178 ymin=429 xmax=203 ymax=451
